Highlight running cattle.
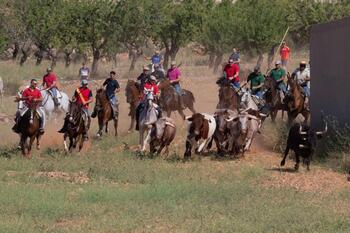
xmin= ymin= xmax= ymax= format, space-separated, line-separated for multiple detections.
xmin=280 ymin=122 xmax=327 ymax=171
xmin=150 ymin=117 xmax=176 ymax=156
xmin=184 ymin=113 xmax=216 ymax=159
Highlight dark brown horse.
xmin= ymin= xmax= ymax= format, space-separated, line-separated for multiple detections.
xmin=216 ymin=78 xmax=239 ymax=110
xmin=264 ymin=76 xmax=286 ymax=122
xmin=286 ymin=75 xmax=310 ymax=125
xmin=125 ymin=80 xmax=140 ymax=132
xmin=94 ymin=89 xmax=118 ymax=137
xmin=158 ymin=79 xmax=196 ymax=120
xmin=18 ymin=103 xmax=42 ymax=158
xmin=63 ymin=101 xmax=85 ymax=152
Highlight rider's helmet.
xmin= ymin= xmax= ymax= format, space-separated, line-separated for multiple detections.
xmin=81 ymin=79 xmax=88 ymax=86
xmin=149 ymin=75 xmax=157 ymax=82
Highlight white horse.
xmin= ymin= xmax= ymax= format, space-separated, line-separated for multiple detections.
xmin=139 ymin=91 xmax=159 ymax=152
xmin=240 ymin=88 xmax=259 ymax=111
xmin=40 ymin=89 xmax=69 ymax=120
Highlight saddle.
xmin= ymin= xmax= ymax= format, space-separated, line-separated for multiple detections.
xmin=19 ymin=106 xmax=43 ymax=118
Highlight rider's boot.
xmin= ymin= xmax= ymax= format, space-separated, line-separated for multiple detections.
xmin=90 ymin=108 xmax=97 ymax=118
xmin=12 ymin=114 xmax=20 ymax=133
xmin=39 ymin=118 xmax=45 ymax=135
xmin=135 ymin=104 xmax=142 ymax=131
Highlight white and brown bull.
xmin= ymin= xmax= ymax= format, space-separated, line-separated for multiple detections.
xmin=184 ymin=113 xmax=216 ymax=159
xmin=150 ymin=117 xmax=176 ymax=156
xmin=226 ymin=109 xmax=263 ymax=155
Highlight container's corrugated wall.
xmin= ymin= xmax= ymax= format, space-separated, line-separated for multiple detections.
xmin=310 ymin=17 xmax=350 ymax=129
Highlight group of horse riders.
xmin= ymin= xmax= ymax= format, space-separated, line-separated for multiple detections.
xmin=223 ymin=53 xmax=311 ymax=111
xmin=11 ymin=49 xmax=185 ymax=141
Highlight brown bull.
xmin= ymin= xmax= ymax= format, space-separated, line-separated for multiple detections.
xmin=150 ymin=117 xmax=176 ymax=156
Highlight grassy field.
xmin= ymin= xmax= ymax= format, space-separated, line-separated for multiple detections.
xmin=0 ymin=56 xmax=349 ymax=233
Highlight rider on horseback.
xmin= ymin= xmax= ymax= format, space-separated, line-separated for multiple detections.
xmin=247 ymin=66 xmax=265 ymax=98
xmin=145 ymin=50 xmax=164 ymax=71
xmin=59 ymin=80 xmax=93 ymax=140
xmin=13 ymin=79 xmax=45 ymax=134
xmin=43 ymin=67 xmax=59 ymax=108
xmin=91 ymin=71 xmax=120 ymax=119
xmin=167 ymin=61 xmax=185 ymax=109
xmin=135 ymin=75 xmax=162 ymax=131
xmin=136 ymin=66 xmax=150 ymax=93
xmin=292 ymin=61 xmax=310 ymax=110
xmin=223 ymin=58 xmax=240 ymax=89
xmin=269 ymin=60 xmax=287 ymax=99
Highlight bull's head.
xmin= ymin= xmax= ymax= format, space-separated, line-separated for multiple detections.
xmin=186 ymin=113 xmax=205 ymax=136
xmin=298 ymin=121 xmax=327 ymax=149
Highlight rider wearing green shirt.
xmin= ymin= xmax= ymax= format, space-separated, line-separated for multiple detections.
xmin=247 ymin=66 xmax=265 ymax=98
xmin=270 ymin=60 xmax=287 ymax=94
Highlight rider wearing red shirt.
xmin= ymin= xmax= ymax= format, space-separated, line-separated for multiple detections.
xmin=42 ymin=67 xmax=59 ymax=107
xmin=13 ymin=79 xmax=45 ymax=134
xmin=223 ymin=59 xmax=240 ymax=89
xmin=135 ymin=75 xmax=161 ymax=131
xmin=74 ymin=79 xmax=93 ymax=140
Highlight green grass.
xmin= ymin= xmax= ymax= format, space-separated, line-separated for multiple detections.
xmin=0 ymin=133 xmax=349 ymax=233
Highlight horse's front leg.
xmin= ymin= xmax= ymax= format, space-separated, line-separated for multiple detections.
xmin=114 ymin=119 xmax=118 ymax=137
xmin=97 ymin=117 xmax=104 ymax=137
xmin=36 ymin=133 xmax=42 ymax=150
xmin=20 ymin=135 xmax=28 ymax=157
xmin=142 ymin=127 xmax=152 ymax=152
xmin=139 ymin=128 xmax=144 ymax=151
xmin=105 ymin=121 xmax=109 ymax=133
xmin=28 ymin=136 xmax=36 ymax=159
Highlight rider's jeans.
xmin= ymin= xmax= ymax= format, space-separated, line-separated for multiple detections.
xmin=49 ymin=87 xmax=58 ymax=97
xmin=37 ymin=107 xmax=46 ymax=129
xmin=230 ymin=81 xmax=240 ymax=89
xmin=252 ymin=90 xmax=264 ymax=98
xmin=302 ymin=86 xmax=310 ymax=97
xmin=172 ymin=83 xmax=183 ymax=95
xmin=109 ymin=95 xmax=118 ymax=106
xmin=278 ymin=82 xmax=287 ymax=94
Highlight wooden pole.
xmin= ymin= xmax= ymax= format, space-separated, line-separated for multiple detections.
xmin=268 ymin=26 xmax=290 ymax=74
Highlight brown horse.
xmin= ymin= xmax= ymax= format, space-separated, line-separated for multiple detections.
xmin=125 ymin=80 xmax=140 ymax=132
xmin=216 ymin=78 xmax=239 ymax=110
xmin=63 ymin=101 xmax=85 ymax=152
xmin=264 ymin=76 xmax=286 ymax=122
xmin=158 ymin=79 xmax=196 ymax=120
xmin=286 ymin=75 xmax=310 ymax=124
xmin=18 ymin=103 xmax=42 ymax=158
xmin=94 ymin=89 xmax=118 ymax=137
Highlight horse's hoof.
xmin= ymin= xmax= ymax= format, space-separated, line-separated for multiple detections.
xmin=36 ymin=145 xmax=40 ymax=150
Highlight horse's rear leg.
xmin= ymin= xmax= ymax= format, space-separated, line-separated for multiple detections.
xmin=27 ymin=136 xmax=36 ymax=159
xmin=78 ymin=136 xmax=84 ymax=152
xmin=105 ymin=121 xmax=109 ymax=133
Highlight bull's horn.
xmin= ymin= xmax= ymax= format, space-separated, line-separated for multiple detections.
xmin=185 ymin=116 xmax=193 ymax=121
xmin=316 ymin=122 xmax=328 ymax=135
xmin=259 ymin=113 xmax=267 ymax=118
xmin=247 ymin=114 xmax=259 ymax=120
xmin=299 ymin=125 xmax=307 ymax=135
xmin=299 ymin=144 xmax=308 ymax=148
xmin=226 ymin=116 xmax=238 ymax=122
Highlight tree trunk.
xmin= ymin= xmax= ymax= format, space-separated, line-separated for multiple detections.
xmin=20 ymin=49 xmax=29 ymax=66
xmin=267 ymin=44 xmax=278 ymax=71
xmin=208 ymin=52 xmax=215 ymax=69
xmin=213 ymin=53 xmax=223 ymax=74
xmin=256 ymin=53 xmax=264 ymax=68
xmin=64 ymin=50 xmax=72 ymax=67
xmin=12 ymin=42 xmax=19 ymax=60
xmin=91 ymin=49 xmax=100 ymax=78
xmin=163 ymin=47 xmax=171 ymax=70
xmin=35 ymin=48 xmax=44 ymax=66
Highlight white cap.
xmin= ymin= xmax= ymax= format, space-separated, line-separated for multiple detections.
xmin=149 ymin=75 xmax=157 ymax=81
xmin=275 ymin=60 xmax=282 ymax=65
xmin=81 ymin=79 xmax=89 ymax=85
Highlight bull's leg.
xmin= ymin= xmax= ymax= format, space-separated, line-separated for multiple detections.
xmin=114 ymin=119 xmax=118 ymax=137
xmin=294 ymin=154 xmax=300 ymax=171
xmin=305 ymin=158 xmax=311 ymax=171
xmin=197 ymin=138 xmax=210 ymax=154
xmin=178 ymin=108 xmax=185 ymax=120
xmin=164 ymin=146 xmax=170 ymax=158
xmin=166 ymin=110 xmax=171 ymax=118
xmin=63 ymin=134 xmax=69 ymax=153
xmin=157 ymin=144 xmax=165 ymax=156
xmin=184 ymin=139 xmax=192 ymax=159
xmin=280 ymin=145 xmax=290 ymax=166
xmin=150 ymin=139 xmax=157 ymax=154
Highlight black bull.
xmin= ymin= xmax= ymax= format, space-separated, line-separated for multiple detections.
xmin=280 ymin=122 xmax=327 ymax=171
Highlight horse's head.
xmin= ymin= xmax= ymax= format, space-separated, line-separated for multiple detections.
xmin=68 ymin=100 xmax=82 ymax=123
xmin=145 ymin=91 xmax=155 ymax=107
xmin=95 ymin=88 xmax=107 ymax=105
xmin=158 ymin=79 xmax=171 ymax=90
xmin=125 ymin=80 xmax=139 ymax=103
